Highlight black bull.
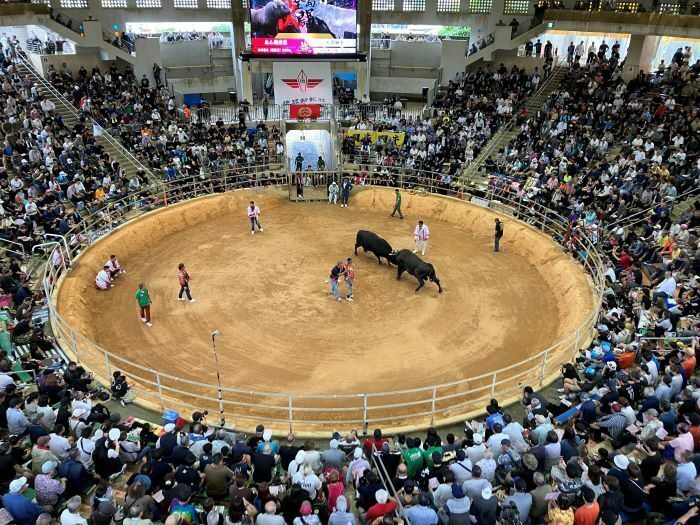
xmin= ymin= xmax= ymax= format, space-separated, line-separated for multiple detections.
xmin=389 ymin=249 xmax=442 ymax=293
xmin=354 ymin=230 xmax=394 ymax=265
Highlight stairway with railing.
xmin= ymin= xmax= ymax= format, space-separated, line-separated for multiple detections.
xmin=16 ymin=54 xmax=160 ymax=186
xmin=461 ymin=64 xmax=568 ymax=185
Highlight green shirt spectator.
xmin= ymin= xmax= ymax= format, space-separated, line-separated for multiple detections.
xmin=403 ymin=446 xmax=424 ymax=477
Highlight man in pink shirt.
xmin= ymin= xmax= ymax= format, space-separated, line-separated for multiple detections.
xmin=665 ymin=422 xmax=694 ymax=462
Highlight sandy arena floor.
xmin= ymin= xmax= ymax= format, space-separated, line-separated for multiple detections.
xmin=56 ymin=187 xmax=594 ymax=430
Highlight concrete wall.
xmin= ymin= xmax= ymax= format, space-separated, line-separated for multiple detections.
xmin=31 ymin=51 xmax=118 ymax=77
xmin=440 ymin=39 xmax=467 ymax=83
xmin=160 ymin=39 xmax=210 ymax=68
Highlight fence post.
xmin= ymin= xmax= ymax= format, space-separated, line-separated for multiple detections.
xmin=104 ymin=351 xmax=112 ymax=378
xmin=70 ymin=329 xmax=80 ymax=363
xmin=540 ymin=350 xmax=549 ymax=380
xmin=362 ymin=394 xmax=368 ymax=436
xmin=490 ymin=372 xmax=497 ymax=398
xmin=288 ymin=395 xmax=294 ymax=434
xmin=430 ymin=387 xmax=437 ymax=426
xmin=155 ymin=371 xmax=165 ymax=411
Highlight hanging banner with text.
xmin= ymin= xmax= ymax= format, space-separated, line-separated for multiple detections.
xmin=346 ymin=130 xmax=406 ymax=147
xmin=273 ymin=61 xmax=333 ymax=106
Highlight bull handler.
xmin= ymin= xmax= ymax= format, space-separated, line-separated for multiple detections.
xmin=329 ymin=261 xmax=345 ymax=302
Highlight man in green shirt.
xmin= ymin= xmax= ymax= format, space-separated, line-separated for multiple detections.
xmin=135 ymin=283 xmax=152 ymax=327
xmin=422 ymin=438 xmax=443 ymax=468
xmin=402 ymin=438 xmax=424 ymax=477
xmin=391 ymin=188 xmax=404 ymax=219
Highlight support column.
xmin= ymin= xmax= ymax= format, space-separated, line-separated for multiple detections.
xmin=358 ymin=0 xmax=371 ymax=98
xmin=231 ymin=0 xmax=251 ymax=103
xmin=622 ymin=34 xmax=659 ymax=81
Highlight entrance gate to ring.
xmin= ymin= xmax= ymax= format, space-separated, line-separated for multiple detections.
xmin=283 ymin=118 xmax=341 ymax=202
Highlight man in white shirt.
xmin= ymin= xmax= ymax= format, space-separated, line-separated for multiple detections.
xmin=653 ymin=271 xmax=677 ymax=302
xmin=60 ymin=496 xmax=88 ymax=525
xmin=95 ymin=265 xmax=112 ymax=290
xmin=71 ymin=391 xmax=93 ymax=420
xmin=49 ymin=426 xmax=72 ymax=460
xmin=105 ymin=255 xmax=125 ymax=279
xmin=248 ymin=200 xmax=263 ymax=235
xmin=0 ymin=373 xmax=15 ymax=393
xmin=449 ymin=449 xmax=473 ymax=485
xmin=413 ymin=220 xmax=430 ymax=256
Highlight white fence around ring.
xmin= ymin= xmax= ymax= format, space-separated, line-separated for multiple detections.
xmin=39 ymin=166 xmax=605 ymax=435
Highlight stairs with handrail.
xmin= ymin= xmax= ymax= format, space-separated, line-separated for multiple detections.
xmin=461 ymin=65 xmax=568 ymax=185
xmin=16 ymin=55 xmax=160 ymax=186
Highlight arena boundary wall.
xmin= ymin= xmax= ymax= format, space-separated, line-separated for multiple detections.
xmin=43 ymin=171 xmax=605 ymax=437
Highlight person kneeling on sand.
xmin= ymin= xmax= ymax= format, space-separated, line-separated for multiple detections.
xmin=95 ymin=265 xmax=113 ymax=290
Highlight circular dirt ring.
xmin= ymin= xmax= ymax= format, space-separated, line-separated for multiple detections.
xmin=54 ymin=187 xmax=596 ymax=436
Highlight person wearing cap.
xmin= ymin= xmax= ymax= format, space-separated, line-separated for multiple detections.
xmin=413 ymin=220 xmax=430 ymax=256
xmin=155 ymin=423 xmax=179 ymax=458
xmin=347 ymin=447 xmax=370 ymax=488
xmin=343 ymin=257 xmax=355 ymax=301
xmin=364 ymin=488 xmax=398 ymax=522
xmin=496 ymin=438 xmax=521 ymax=475
xmin=466 ymin=433 xmax=486 ymax=464
xmin=293 ymin=501 xmax=320 ymax=525
xmin=328 ymin=495 xmax=355 ymax=525
xmin=35 ymin=460 xmax=66 ymax=506
xmin=31 ymin=435 xmax=59 ymax=475
xmin=531 ymin=414 xmax=554 ymax=446
xmin=3 ymin=477 xmax=49 ymax=525
xmin=471 ymin=484 xmax=498 ymax=525
xmin=255 ymin=429 xmax=278 ymax=455
xmin=321 ymin=438 xmax=345 ymax=471
xmin=69 ymin=408 xmax=88 ymax=437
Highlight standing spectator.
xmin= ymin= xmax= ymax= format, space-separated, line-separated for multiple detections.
xmin=177 ymin=263 xmax=196 ymax=302
xmin=135 ymin=283 xmax=152 ymax=327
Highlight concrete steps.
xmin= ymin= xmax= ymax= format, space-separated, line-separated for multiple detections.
xmin=461 ymin=67 xmax=568 ymax=185
xmin=17 ymin=59 xmax=158 ymax=185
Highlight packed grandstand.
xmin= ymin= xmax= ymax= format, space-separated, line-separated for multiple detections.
xmin=0 ymin=19 xmax=699 ymax=525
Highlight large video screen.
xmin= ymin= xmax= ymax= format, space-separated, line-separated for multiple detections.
xmin=250 ymin=0 xmax=357 ymax=56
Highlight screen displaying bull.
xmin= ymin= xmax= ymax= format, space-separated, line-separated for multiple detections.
xmin=250 ymin=0 xmax=357 ymax=56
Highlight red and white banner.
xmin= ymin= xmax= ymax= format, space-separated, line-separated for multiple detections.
xmin=289 ymin=104 xmax=322 ymax=119
xmin=273 ymin=61 xmax=332 ymax=106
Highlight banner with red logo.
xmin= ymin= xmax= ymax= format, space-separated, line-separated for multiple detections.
xmin=273 ymin=61 xmax=332 ymax=106
xmin=289 ymin=104 xmax=322 ymax=119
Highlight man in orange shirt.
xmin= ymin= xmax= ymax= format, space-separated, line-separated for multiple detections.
xmin=681 ymin=345 xmax=696 ymax=378
xmin=574 ymin=486 xmax=599 ymax=525
xmin=344 ymin=257 xmax=355 ymax=302
xmin=178 ymin=263 xmax=196 ymax=303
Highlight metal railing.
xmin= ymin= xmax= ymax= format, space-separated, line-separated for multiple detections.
xmin=181 ymin=103 xmax=425 ymax=125
xmin=40 ymin=164 xmax=605 ymax=435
